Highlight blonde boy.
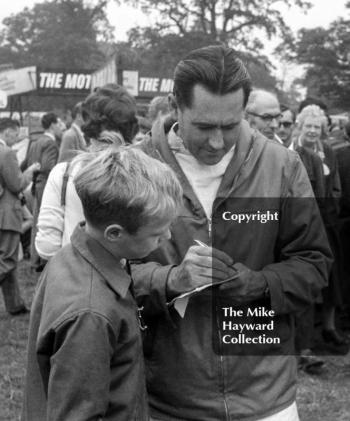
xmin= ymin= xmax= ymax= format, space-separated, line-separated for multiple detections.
xmin=23 ymin=147 xmax=182 ymax=421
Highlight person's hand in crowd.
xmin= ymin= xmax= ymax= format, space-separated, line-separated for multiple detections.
xmin=166 ymin=246 xmax=236 ymax=299
xmin=219 ymin=262 xmax=268 ymax=302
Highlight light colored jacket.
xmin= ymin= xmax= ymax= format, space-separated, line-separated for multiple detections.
xmin=35 ymin=161 xmax=84 ymax=260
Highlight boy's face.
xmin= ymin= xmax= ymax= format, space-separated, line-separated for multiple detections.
xmin=111 ymin=219 xmax=172 ymax=259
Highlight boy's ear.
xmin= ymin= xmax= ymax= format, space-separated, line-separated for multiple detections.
xmin=168 ymin=93 xmax=178 ymax=119
xmin=104 ymin=224 xmax=124 ymax=242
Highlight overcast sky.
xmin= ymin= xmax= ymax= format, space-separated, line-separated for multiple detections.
xmin=0 ymin=0 xmax=348 ymax=86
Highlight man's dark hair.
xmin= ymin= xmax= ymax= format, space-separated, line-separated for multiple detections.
xmin=280 ymin=104 xmax=296 ymax=123
xmin=0 ymin=118 xmax=19 ymax=133
xmin=71 ymin=102 xmax=83 ymax=120
xmin=173 ymin=45 xmax=252 ymax=109
xmin=81 ymin=83 xmax=138 ymax=143
xmin=41 ymin=112 xmax=58 ymax=130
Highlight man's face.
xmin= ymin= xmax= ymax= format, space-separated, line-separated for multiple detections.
xmin=300 ymin=116 xmax=322 ymax=145
xmin=175 ymin=85 xmax=244 ymax=165
xmin=247 ymin=95 xmax=281 ymax=140
xmin=114 ymin=219 xmax=172 ymax=259
xmin=277 ymin=110 xmax=294 ymax=146
xmin=52 ymin=120 xmax=65 ymax=140
xmin=4 ymin=126 xmax=19 ymax=147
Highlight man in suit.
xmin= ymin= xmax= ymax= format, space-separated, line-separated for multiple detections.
xmin=23 ymin=112 xmax=62 ymax=268
xmin=58 ymin=102 xmax=87 ymax=162
xmin=0 ymin=118 xmax=39 ymax=314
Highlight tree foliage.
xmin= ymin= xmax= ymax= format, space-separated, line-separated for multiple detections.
xmin=113 ymin=27 xmax=278 ymax=91
xmin=121 ymin=0 xmax=311 ymax=55
xmin=281 ymin=6 xmax=350 ymax=110
xmin=0 ymin=0 xmax=114 ymax=70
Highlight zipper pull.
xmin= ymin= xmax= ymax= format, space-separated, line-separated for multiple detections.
xmin=208 ymin=217 xmax=212 ymax=239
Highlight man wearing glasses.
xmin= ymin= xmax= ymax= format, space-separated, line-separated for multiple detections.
xmin=278 ymin=106 xmax=296 ymax=148
xmin=245 ymin=89 xmax=283 ymax=143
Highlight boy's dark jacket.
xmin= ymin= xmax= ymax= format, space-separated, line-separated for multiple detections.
xmin=132 ymin=119 xmax=332 ymax=420
xmin=23 ymin=224 xmax=148 ymax=421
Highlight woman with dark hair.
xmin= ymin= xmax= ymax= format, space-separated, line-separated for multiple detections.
xmin=81 ymin=83 xmax=139 ymax=145
xmin=35 ymin=84 xmax=139 ymax=260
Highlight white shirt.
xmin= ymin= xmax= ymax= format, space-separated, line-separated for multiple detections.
xmin=168 ymin=125 xmax=235 ymax=219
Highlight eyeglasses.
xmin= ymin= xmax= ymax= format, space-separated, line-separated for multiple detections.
xmin=247 ymin=112 xmax=282 ymax=122
xmin=279 ymin=121 xmax=293 ymax=129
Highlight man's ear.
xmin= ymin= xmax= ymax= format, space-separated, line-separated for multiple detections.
xmin=168 ymin=93 xmax=179 ymax=120
xmin=104 ymin=224 xmax=124 ymax=242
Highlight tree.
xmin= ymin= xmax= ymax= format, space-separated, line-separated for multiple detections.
xmin=112 ymin=27 xmax=278 ymax=91
xmin=281 ymin=6 xmax=350 ymax=111
xmin=120 ymin=0 xmax=311 ymax=56
xmin=0 ymin=0 xmax=114 ymax=70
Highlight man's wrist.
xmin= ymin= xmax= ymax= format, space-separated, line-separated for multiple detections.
xmin=261 ymin=275 xmax=270 ymax=298
xmin=166 ymin=266 xmax=181 ymax=301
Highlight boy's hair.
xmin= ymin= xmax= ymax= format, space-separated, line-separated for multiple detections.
xmin=73 ymin=147 xmax=183 ymax=234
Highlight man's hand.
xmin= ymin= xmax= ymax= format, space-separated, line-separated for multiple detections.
xmin=167 ymin=246 xmax=236 ymax=299
xmin=219 ymin=262 xmax=268 ymax=303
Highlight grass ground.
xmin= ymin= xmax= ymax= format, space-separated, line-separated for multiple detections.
xmin=0 ymin=260 xmax=350 ymax=421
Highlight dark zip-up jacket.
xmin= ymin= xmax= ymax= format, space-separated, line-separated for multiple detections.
xmin=132 ymin=119 xmax=332 ymax=421
xmin=23 ymin=224 xmax=148 ymax=421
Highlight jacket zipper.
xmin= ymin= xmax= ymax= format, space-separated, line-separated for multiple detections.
xmin=209 ymin=217 xmax=229 ymax=420
xmin=208 ymin=217 xmax=212 ymax=241
xmin=216 ymin=305 xmax=230 ymax=420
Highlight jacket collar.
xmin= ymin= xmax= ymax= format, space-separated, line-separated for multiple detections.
xmin=148 ymin=118 xmax=256 ymax=210
xmin=71 ymin=223 xmax=131 ymax=298
xmin=44 ymin=131 xmax=56 ymax=141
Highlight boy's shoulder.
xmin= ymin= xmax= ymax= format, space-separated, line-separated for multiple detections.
xmin=37 ymin=242 xmax=134 ymax=334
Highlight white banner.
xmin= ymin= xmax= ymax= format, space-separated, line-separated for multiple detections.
xmin=0 ymin=66 xmax=37 ymax=96
xmin=0 ymin=90 xmax=7 ymax=108
xmin=122 ymin=71 xmax=139 ymax=96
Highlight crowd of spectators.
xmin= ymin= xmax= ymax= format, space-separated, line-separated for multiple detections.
xmin=1 ymin=44 xmax=350 ymax=421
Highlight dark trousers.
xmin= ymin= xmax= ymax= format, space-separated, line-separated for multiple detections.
xmin=0 ymin=230 xmax=25 ymax=313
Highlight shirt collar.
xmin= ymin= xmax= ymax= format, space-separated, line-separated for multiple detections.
xmin=44 ymin=131 xmax=56 ymax=141
xmin=71 ymin=223 xmax=132 ymax=298
xmin=0 ymin=138 xmax=6 ymax=147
